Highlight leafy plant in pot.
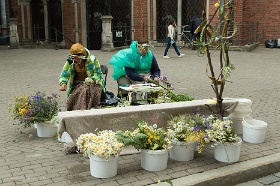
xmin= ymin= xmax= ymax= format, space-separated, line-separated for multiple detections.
xmin=204 ymin=115 xmax=241 ymax=163
xmin=167 ymin=110 xmax=209 ymax=161
xmin=9 ymin=91 xmax=59 ymax=137
xmin=116 ymin=121 xmax=172 ymax=171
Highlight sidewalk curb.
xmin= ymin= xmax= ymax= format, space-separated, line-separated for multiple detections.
xmin=152 ymin=152 xmax=280 ymax=186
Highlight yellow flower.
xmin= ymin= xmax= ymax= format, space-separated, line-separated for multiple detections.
xmin=19 ymin=108 xmax=27 ymax=115
xmin=214 ymin=2 xmax=220 ymax=8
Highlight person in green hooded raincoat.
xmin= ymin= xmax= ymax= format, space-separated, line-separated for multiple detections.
xmin=109 ymin=41 xmax=161 ymax=97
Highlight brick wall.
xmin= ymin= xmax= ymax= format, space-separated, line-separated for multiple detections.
xmin=62 ymin=1 xmax=82 ymax=47
xmin=243 ymin=0 xmax=280 ymax=42
xmin=133 ymin=0 xmax=148 ymax=41
xmin=10 ymin=0 xmax=280 ymax=47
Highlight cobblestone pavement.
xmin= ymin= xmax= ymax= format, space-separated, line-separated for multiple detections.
xmin=236 ymin=171 xmax=280 ymax=186
xmin=1 ymin=46 xmax=280 ymax=186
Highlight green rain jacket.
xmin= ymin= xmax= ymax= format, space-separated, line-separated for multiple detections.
xmin=109 ymin=41 xmax=154 ymax=81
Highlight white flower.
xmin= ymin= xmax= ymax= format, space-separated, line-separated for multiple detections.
xmin=76 ymin=130 xmax=124 ymax=159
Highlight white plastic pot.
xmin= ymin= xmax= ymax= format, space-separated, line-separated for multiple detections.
xmin=242 ymin=118 xmax=267 ymax=143
xmin=36 ymin=121 xmax=57 ymax=137
xmin=58 ymin=132 xmax=73 ymax=143
xmin=214 ymin=137 xmax=242 ymax=163
xmin=170 ymin=141 xmax=195 ymax=161
xmin=230 ymin=117 xmax=244 ymax=135
xmin=235 ymin=98 xmax=252 ymax=107
xmin=89 ymin=154 xmax=118 ymax=178
xmin=141 ymin=149 xmax=168 ymax=171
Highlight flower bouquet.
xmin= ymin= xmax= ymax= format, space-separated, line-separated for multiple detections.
xmin=76 ymin=130 xmax=125 ymax=160
xmin=116 ymin=120 xmax=172 ymax=151
xmin=116 ymin=121 xmax=172 ymax=171
xmin=204 ymin=115 xmax=239 ymax=144
xmin=167 ymin=109 xmax=209 ymax=154
xmin=10 ymin=91 xmax=59 ymax=128
xmin=204 ymin=115 xmax=242 ymax=163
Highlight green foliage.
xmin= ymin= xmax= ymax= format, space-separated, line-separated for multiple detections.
xmin=116 ymin=131 xmax=148 ymax=150
xmin=116 ymin=121 xmax=172 ymax=151
xmin=167 ymin=92 xmax=194 ymax=102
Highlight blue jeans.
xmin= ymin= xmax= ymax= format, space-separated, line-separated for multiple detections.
xmin=164 ymin=37 xmax=181 ymax=56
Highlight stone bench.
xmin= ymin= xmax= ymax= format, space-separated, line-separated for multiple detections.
xmin=58 ymin=99 xmax=238 ymax=144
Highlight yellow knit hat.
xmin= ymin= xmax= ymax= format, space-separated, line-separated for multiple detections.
xmin=69 ymin=43 xmax=86 ymax=56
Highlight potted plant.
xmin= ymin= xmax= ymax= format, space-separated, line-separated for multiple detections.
xmin=116 ymin=121 xmax=172 ymax=171
xmin=204 ymin=115 xmax=242 ymax=163
xmin=76 ymin=130 xmax=125 ymax=178
xmin=10 ymin=91 xmax=59 ymax=137
xmin=167 ymin=110 xmax=208 ymax=161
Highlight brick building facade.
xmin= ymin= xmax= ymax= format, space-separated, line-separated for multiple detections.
xmin=1 ymin=0 xmax=280 ymax=49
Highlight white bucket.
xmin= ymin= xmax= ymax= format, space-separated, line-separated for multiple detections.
xmin=230 ymin=106 xmax=252 ymax=118
xmin=214 ymin=137 xmax=242 ymax=163
xmin=89 ymin=154 xmax=118 ymax=178
xmin=141 ymin=149 xmax=168 ymax=171
xmin=36 ymin=122 xmax=57 ymax=137
xmin=58 ymin=132 xmax=74 ymax=143
xmin=235 ymin=98 xmax=252 ymax=107
xmin=242 ymin=118 xmax=267 ymax=143
xmin=230 ymin=117 xmax=243 ymax=135
xmin=170 ymin=141 xmax=195 ymax=161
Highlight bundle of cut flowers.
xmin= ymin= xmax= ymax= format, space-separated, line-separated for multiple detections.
xmin=204 ymin=115 xmax=239 ymax=144
xmin=148 ymin=75 xmax=194 ymax=103
xmin=167 ymin=109 xmax=209 ymax=153
xmin=76 ymin=130 xmax=124 ymax=160
xmin=9 ymin=91 xmax=59 ymax=128
xmin=116 ymin=121 xmax=172 ymax=151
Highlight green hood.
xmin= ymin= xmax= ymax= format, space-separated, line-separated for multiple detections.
xmin=109 ymin=41 xmax=153 ymax=80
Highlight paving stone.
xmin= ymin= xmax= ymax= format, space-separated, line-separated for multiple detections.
xmin=1 ymin=47 xmax=280 ymax=185
xmin=257 ymin=175 xmax=280 ymax=185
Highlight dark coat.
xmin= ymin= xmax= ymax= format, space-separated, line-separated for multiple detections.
xmin=189 ymin=16 xmax=202 ymax=35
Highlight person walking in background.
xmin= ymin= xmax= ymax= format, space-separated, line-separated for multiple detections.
xmin=163 ymin=19 xmax=185 ymax=59
xmin=189 ymin=13 xmax=202 ymax=50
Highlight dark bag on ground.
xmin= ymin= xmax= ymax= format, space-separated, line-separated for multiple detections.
xmin=100 ymin=91 xmax=119 ymax=106
xmin=265 ymin=40 xmax=278 ymax=48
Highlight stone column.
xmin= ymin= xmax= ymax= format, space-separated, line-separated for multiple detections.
xmin=42 ymin=0 xmax=49 ymax=41
xmin=177 ymin=0 xmax=182 ymax=41
xmin=131 ymin=0 xmax=134 ymax=41
xmin=8 ymin=18 xmax=19 ymax=48
xmin=73 ymin=0 xmax=79 ymax=43
xmin=81 ymin=0 xmax=87 ymax=46
xmin=152 ymin=0 xmax=157 ymax=43
xmin=147 ymin=0 xmax=151 ymax=43
xmin=0 ymin=0 xmax=7 ymax=26
xmin=26 ymin=0 xmax=31 ymax=39
xmin=20 ymin=0 xmax=26 ymax=40
xmin=100 ymin=16 xmax=114 ymax=52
